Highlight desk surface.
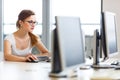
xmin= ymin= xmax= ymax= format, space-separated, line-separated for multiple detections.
xmin=1 ymin=50 xmax=120 ymax=80
xmin=0 ymin=61 xmax=120 ymax=80
xmin=0 ymin=61 xmax=51 ymax=80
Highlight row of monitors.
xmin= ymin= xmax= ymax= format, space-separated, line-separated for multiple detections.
xmin=49 ymin=11 xmax=118 ymax=77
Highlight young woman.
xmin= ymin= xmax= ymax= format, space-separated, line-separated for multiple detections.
xmin=4 ymin=9 xmax=50 ymax=62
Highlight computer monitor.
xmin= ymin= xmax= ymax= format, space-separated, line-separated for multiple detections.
xmin=93 ymin=11 xmax=118 ymax=64
xmin=93 ymin=29 xmax=100 ymax=65
xmin=101 ymin=11 xmax=118 ymax=59
xmin=92 ymin=11 xmax=118 ymax=68
xmin=49 ymin=16 xmax=85 ymax=77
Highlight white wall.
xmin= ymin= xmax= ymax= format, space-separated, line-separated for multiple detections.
xmin=103 ymin=0 xmax=120 ymax=52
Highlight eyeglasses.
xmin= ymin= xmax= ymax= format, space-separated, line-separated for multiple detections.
xmin=25 ymin=20 xmax=38 ymax=25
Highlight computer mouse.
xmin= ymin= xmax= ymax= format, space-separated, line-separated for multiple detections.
xmin=46 ymin=58 xmax=51 ymax=62
xmin=115 ymin=66 xmax=120 ymax=70
xmin=27 ymin=57 xmax=39 ymax=63
xmin=111 ymin=61 xmax=119 ymax=65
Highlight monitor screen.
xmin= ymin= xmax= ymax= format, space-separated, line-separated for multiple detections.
xmin=101 ymin=11 xmax=118 ymax=59
xmin=50 ymin=16 xmax=85 ymax=77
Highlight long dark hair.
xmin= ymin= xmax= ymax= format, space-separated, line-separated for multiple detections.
xmin=16 ymin=9 xmax=39 ymax=46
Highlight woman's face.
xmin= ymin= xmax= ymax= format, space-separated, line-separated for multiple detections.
xmin=20 ymin=15 xmax=37 ymax=32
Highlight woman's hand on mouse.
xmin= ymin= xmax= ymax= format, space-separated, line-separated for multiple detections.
xmin=25 ymin=53 xmax=38 ymax=61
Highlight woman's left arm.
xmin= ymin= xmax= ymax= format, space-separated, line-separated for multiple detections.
xmin=35 ymin=39 xmax=50 ymax=57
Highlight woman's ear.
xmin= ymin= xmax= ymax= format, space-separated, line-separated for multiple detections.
xmin=19 ymin=20 xmax=23 ymax=27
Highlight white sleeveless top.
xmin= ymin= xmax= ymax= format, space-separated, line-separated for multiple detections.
xmin=4 ymin=34 xmax=33 ymax=57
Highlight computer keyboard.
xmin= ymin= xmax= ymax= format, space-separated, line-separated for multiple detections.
xmin=91 ymin=58 xmax=120 ymax=69
xmin=37 ymin=56 xmax=51 ymax=62
xmin=103 ymin=58 xmax=118 ymax=63
xmin=102 ymin=58 xmax=120 ymax=65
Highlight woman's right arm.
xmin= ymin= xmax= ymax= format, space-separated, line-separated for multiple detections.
xmin=4 ymin=40 xmax=27 ymax=62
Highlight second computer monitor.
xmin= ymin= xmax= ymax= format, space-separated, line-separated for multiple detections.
xmin=97 ymin=11 xmax=119 ymax=62
xmin=50 ymin=16 xmax=85 ymax=77
xmin=102 ymin=11 xmax=118 ymax=58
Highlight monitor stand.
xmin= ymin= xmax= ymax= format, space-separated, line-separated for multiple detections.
xmin=91 ymin=64 xmax=115 ymax=69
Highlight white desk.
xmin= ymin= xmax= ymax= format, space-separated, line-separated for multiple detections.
xmin=1 ymin=50 xmax=120 ymax=80
xmin=0 ymin=61 xmax=120 ymax=80
xmin=0 ymin=61 xmax=51 ymax=80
